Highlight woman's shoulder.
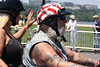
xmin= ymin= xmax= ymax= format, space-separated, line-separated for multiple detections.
xmin=0 ymin=29 xmax=6 ymax=36
xmin=0 ymin=28 xmax=6 ymax=32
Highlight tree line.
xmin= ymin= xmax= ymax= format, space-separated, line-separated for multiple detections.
xmin=21 ymin=5 xmax=100 ymax=22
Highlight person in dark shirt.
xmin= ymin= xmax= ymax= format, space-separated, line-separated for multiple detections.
xmin=0 ymin=0 xmax=36 ymax=67
xmin=92 ymin=15 xmax=100 ymax=48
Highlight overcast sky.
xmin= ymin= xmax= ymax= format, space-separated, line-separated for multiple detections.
xmin=21 ymin=0 xmax=100 ymax=8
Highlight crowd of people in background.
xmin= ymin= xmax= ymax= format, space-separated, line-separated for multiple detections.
xmin=0 ymin=0 xmax=100 ymax=67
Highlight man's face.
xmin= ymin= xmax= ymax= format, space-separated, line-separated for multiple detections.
xmin=94 ymin=18 xmax=98 ymax=21
xmin=57 ymin=16 xmax=67 ymax=36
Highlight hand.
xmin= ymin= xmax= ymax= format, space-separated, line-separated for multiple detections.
xmin=69 ymin=30 xmax=72 ymax=31
xmin=24 ymin=9 xmax=37 ymax=29
xmin=66 ymin=30 xmax=71 ymax=33
xmin=65 ymin=29 xmax=68 ymax=31
xmin=66 ymin=30 xmax=71 ymax=31
xmin=91 ymin=26 xmax=94 ymax=29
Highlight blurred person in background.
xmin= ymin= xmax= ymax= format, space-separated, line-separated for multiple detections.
xmin=0 ymin=0 xmax=36 ymax=67
xmin=67 ymin=15 xmax=78 ymax=50
xmin=23 ymin=3 xmax=100 ymax=67
xmin=92 ymin=15 xmax=100 ymax=49
xmin=19 ymin=14 xmax=24 ymax=26
xmin=24 ymin=14 xmax=28 ymax=23
xmin=14 ymin=14 xmax=24 ymax=33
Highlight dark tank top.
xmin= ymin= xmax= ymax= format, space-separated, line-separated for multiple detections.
xmin=2 ymin=32 xmax=22 ymax=67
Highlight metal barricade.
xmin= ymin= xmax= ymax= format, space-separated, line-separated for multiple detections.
xmin=10 ymin=26 xmax=100 ymax=50
xmin=10 ymin=26 xmax=37 ymax=45
xmin=77 ymin=31 xmax=100 ymax=50
xmin=65 ymin=31 xmax=100 ymax=50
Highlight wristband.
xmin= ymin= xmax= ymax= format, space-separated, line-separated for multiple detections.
xmin=95 ymin=61 xmax=99 ymax=67
xmin=23 ymin=26 xmax=28 ymax=31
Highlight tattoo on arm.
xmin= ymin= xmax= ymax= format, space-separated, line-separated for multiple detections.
xmin=77 ymin=54 xmax=95 ymax=66
xmin=34 ymin=45 xmax=63 ymax=67
xmin=34 ymin=46 xmax=46 ymax=65
xmin=67 ymin=63 xmax=86 ymax=67
xmin=57 ymin=58 xmax=62 ymax=67
xmin=45 ymin=54 xmax=63 ymax=67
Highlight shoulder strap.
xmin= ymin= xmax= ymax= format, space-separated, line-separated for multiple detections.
xmin=6 ymin=31 xmax=13 ymax=39
xmin=5 ymin=31 xmax=16 ymax=39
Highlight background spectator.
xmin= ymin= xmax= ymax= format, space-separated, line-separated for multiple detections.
xmin=67 ymin=15 xmax=78 ymax=50
xmin=92 ymin=15 xmax=100 ymax=48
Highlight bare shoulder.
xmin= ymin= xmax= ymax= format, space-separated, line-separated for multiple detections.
xmin=0 ymin=29 xmax=6 ymax=38
xmin=32 ymin=42 xmax=56 ymax=56
xmin=0 ymin=29 xmax=6 ymax=56
xmin=0 ymin=29 xmax=6 ymax=43
xmin=30 ymin=42 xmax=64 ymax=66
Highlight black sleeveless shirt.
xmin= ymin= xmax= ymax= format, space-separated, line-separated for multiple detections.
xmin=2 ymin=32 xmax=22 ymax=67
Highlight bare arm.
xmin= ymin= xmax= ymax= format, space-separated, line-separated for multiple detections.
xmin=30 ymin=42 xmax=87 ymax=67
xmin=0 ymin=29 xmax=8 ymax=67
xmin=92 ymin=25 xmax=100 ymax=28
xmin=0 ymin=59 xmax=8 ymax=67
xmin=65 ymin=47 xmax=99 ymax=66
xmin=13 ymin=9 xmax=37 ymax=40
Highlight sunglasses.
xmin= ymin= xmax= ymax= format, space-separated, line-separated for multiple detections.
xmin=60 ymin=16 xmax=66 ymax=20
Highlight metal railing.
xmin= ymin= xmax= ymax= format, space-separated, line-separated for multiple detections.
xmin=11 ymin=26 xmax=37 ymax=45
xmin=10 ymin=26 xmax=100 ymax=50
xmin=65 ymin=31 xmax=100 ymax=50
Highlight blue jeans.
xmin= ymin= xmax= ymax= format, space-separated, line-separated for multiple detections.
xmin=93 ymin=33 xmax=100 ymax=48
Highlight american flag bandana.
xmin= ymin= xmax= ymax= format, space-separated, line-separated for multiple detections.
xmin=37 ymin=3 xmax=64 ymax=23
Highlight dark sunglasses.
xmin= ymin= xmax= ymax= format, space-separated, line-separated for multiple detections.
xmin=60 ymin=16 xmax=66 ymax=20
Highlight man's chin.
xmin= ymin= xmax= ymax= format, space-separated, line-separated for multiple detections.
xmin=60 ymin=30 xmax=65 ymax=36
